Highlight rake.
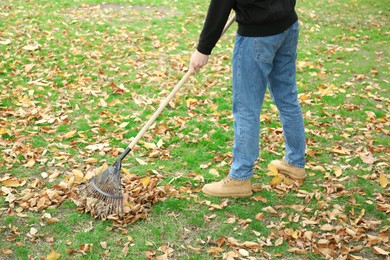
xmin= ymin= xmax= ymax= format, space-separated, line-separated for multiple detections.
xmin=85 ymin=14 xmax=236 ymax=217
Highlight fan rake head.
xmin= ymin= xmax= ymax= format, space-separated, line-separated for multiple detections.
xmin=85 ymin=159 xmax=123 ymax=217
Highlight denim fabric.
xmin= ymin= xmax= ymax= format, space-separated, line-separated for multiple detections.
xmin=229 ymin=21 xmax=306 ymax=181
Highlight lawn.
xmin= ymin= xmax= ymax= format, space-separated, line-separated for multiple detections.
xmin=0 ymin=0 xmax=389 ymax=259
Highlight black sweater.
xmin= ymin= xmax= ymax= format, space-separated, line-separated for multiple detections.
xmin=197 ymin=0 xmax=298 ymax=55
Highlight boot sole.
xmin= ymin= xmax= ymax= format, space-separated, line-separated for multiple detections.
xmin=202 ymin=190 xmax=253 ymax=198
xmin=278 ymin=169 xmax=306 ymax=180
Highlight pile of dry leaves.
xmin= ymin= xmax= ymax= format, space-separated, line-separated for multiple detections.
xmin=2 ymin=166 xmax=177 ymax=226
xmin=72 ymin=173 xmax=177 ymax=225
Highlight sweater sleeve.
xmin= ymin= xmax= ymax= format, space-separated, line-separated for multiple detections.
xmin=196 ymin=0 xmax=235 ymax=55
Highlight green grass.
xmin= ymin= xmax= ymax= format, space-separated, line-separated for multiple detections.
xmin=1 ymin=0 xmax=389 ymax=259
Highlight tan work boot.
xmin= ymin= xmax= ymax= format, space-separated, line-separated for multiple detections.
xmin=202 ymin=177 xmax=253 ymax=198
xmin=268 ymin=159 xmax=306 ymax=180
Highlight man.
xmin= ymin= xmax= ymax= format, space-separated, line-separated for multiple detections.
xmin=189 ymin=0 xmax=306 ymax=197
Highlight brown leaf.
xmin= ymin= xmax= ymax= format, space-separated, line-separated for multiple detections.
xmin=100 ymin=241 xmax=107 ymax=249
xmin=262 ymin=206 xmax=278 ymax=215
xmin=359 ymin=152 xmax=377 ymax=164
xmin=46 ymin=218 xmax=60 ymax=225
xmin=207 ymin=247 xmax=224 ymax=255
xmin=255 ymin=212 xmax=264 ymax=220
xmin=63 ymin=130 xmax=77 ymax=139
xmin=2 ymin=248 xmax=12 ymax=255
xmin=23 ymin=43 xmax=40 ymax=51
xmin=187 ymin=245 xmax=202 ymax=253
xmin=251 ymin=195 xmax=267 ymax=203
xmin=122 ymin=245 xmax=129 ymax=255
xmin=320 ymin=224 xmax=334 ymax=231
xmin=373 ymin=246 xmax=389 ymax=256
xmin=238 ymin=248 xmax=249 ymax=257
xmin=275 ymin=237 xmax=284 ymax=246
xmin=334 ymin=167 xmax=342 ymax=177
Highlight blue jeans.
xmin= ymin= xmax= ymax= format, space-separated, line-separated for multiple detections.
xmin=229 ymin=21 xmax=306 ymax=181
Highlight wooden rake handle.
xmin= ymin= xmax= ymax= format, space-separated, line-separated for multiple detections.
xmin=125 ymin=13 xmax=236 ymax=155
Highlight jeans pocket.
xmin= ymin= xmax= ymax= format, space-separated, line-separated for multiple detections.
xmin=254 ymin=36 xmax=279 ymax=64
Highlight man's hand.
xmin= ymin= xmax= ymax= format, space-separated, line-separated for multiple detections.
xmin=189 ymin=49 xmax=209 ymax=75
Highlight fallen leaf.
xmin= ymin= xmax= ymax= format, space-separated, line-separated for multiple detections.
xmin=63 ymin=130 xmax=77 ymax=139
xmin=0 ymin=39 xmax=11 ymax=45
xmin=379 ymin=173 xmax=388 ymax=188
xmin=136 ymin=158 xmax=147 ymax=165
xmin=46 ymin=251 xmax=61 ymax=260
xmin=23 ymin=43 xmax=40 ymax=51
xmin=187 ymin=245 xmax=202 ymax=253
xmin=267 ymin=163 xmax=279 ymax=175
xmin=275 ymin=237 xmax=284 ymax=246
xmin=373 ymin=246 xmax=389 ymax=256
xmin=334 ymin=167 xmax=342 ymax=177
xmin=1 ymin=179 xmax=23 ymax=187
xmin=100 ymin=241 xmax=107 ymax=249
xmin=2 ymin=248 xmax=12 ymax=255
xmin=320 ymin=224 xmax=334 ymax=231
xmin=207 ymin=247 xmax=224 ymax=255
xmin=270 ymin=175 xmax=284 ymax=186
xmin=208 ymin=169 xmax=219 ymax=176
xmin=238 ymin=248 xmax=249 ymax=257
xmin=30 ymin=227 xmax=38 ymax=235
xmin=46 ymin=218 xmax=60 ymax=225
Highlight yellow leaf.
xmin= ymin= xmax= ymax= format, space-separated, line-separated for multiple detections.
xmin=140 ymin=176 xmax=150 ymax=187
xmin=209 ymin=104 xmax=218 ymax=111
xmin=379 ymin=173 xmax=388 ymax=188
xmin=292 ymin=230 xmax=300 ymax=239
xmin=1 ymin=179 xmax=22 ymax=187
xmin=186 ymin=98 xmax=198 ymax=107
xmin=298 ymin=94 xmax=311 ymax=101
xmin=270 ymin=175 xmax=284 ymax=186
xmin=122 ymin=167 xmax=131 ymax=175
xmin=143 ymin=142 xmax=156 ymax=149
xmin=267 ymin=163 xmax=279 ymax=176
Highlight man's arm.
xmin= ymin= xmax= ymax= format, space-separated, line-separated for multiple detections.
xmin=190 ymin=0 xmax=234 ymax=74
xmin=197 ymin=0 xmax=235 ymax=55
